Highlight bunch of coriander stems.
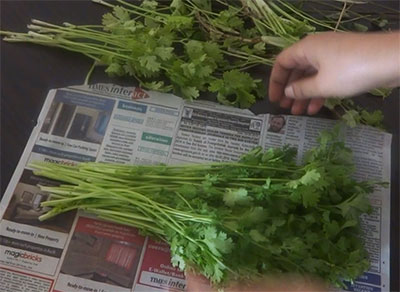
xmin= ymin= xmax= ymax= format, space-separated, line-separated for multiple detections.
xmin=32 ymin=160 xmax=307 ymax=276
xmin=32 ymin=160 xmax=299 ymax=228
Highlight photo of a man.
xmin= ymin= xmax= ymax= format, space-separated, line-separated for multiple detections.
xmin=268 ymin=115 xmax=286 ymax=134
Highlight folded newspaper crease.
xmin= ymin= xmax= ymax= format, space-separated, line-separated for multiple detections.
xmin=0 ymin=84 xmax=391 ymax=292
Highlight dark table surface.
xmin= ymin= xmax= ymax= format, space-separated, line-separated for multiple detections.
xmin=1 ymin=1 xmax=399 ymax=290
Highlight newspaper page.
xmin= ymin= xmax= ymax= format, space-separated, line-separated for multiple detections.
xmin=0 ymin=84 xmax=392 ymax=292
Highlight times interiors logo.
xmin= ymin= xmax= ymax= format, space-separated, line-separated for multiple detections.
xmin=88 ymin=84 xmax=150 ymax=100
xmin=4 ymin=250 xmax=42 ymax=262
xmin=131 ymin=87 xmax=150 ymax=100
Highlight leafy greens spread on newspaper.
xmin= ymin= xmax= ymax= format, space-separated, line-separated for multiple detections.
xmin=30 ymin=126 xmax=385 ymax=289
xmin=0 ymin=0 xmax=393 ymax=128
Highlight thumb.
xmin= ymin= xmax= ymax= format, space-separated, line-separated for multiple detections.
xmin=185 ymin=272 xmax=215 ymax=292
xmin=284 ymin=75 xmax=323 ymax=99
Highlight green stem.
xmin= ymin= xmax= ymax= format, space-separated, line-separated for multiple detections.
xmin=84 ymin=61 xmax=97 ymax=85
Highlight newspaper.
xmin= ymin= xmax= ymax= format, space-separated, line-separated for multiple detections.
xmin=0 ymin=84 xmax=392 ymax=292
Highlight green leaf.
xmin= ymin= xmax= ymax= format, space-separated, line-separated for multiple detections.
xmin=123 ymin=19 xmax=141 ymax=32
xmin=324 ymin=98 xmax=342 ymax=110
xmin=342 ymin=110 xmax=360 ymax=128
xmin=138 ymin=55 xmax=161 ymax=72
xmin=302 ymin=189 xmax=320 ymax=208
xmin=300 ymin=169 xmax=321 ymax=185
xmin=223 ymin=70 xmax=253 ymax=88
xmin=214 ymin=8 xmax=244 ymax=31
xmin=339 ymin=194 xmax=372 ymax=219
xmin=223 ymin=188 xmax=252 ymax=207
xmin=341 ymin=219 xmax=358 ymax=230
xmin=105 ymin=62 xmax=124 ymax=76
xmin=263 ymin=178 xmax=271 ymax=189
xmin=171 ymin=252 xmax=186 ymax=270
xmin=324 ymin=220 xmax=340 ymax=238
xmin=141 ymin=81 xmax=173 ymax=92
xmin=261 ymin=36 xmax=292 ymax=48
xmin=378 ymin=19 xmax=389 ymax=28
xmin=253 ymin=42 xmax=266 ymax=53
xmin=197 ymin=65 xmax=213 ymax=78
xmin=166 ymin=15 xmax=193 ymax=30
xmin=213 ymin=70 xmax=260 ymax=108
xmin=102 ymin=13 xmax=118 ymax=28
xmin=303 ymin=258 xmax=326 ymax=273
xmin=249 ymin=229 xmax=268 ymax=243
xmin=203 ymin=42 xmax=224 ymax=64
xmin=154 ymin=47 xmax=174 ymax=61
xmin=360 ymin=110 xmax=384 ymax=127
xmin=245 ymin=207 xmax=269 ymax=224
xmin=368 ymin=87 xmax=392 ymax=99
xmin=264 ymin=219 xmax=286 ymax=236
xmin=176 ymin=185 xmax=196 ymax=199
xmin=353 ymin=23 xmax=369 ymax=32
xmin=208 ymin=79 xmax=224 ymax=92
xmin=140 ymin=0 xmax=158 ymax=10
xmin=113 ymin=6 xmax=131 ymax=22
xmin=191 ymin=0 xmax=211 ymax=11
xmin=185 ymin=40 xmax=204 ymax=60
xmin=287 ymin=169 xmax=320 ymax=189
xmin=180 ymin=86 xmax=199 ymax=100
xmin=180 ymin=62 xmax=196 ymax=76
xmin=170 ymin=0 xmax=187 ymax=14
xmin=202 ymin=227 xmax=234 ymax=256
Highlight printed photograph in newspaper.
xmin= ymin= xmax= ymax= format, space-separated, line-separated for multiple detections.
xmin=54 ymin=216 xmax=146 ymax=292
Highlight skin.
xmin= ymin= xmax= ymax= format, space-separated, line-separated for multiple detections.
xmin=186 ymin=272 xmax=327 ymax=292
xmin=268 ymin=31 xmax=400 ymax=115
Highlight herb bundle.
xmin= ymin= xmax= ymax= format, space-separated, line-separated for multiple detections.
xmin=0 ymin=0 xmax=391 ymax=126
xmin=31 ymin=128 xmax=382 ymax=288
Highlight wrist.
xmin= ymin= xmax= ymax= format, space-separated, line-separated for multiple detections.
xmin=369 ymin=31 xmax=400 ymax=88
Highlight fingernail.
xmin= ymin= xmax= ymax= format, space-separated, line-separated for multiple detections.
xmin=284 ymin=86 xmax=295 ymax=98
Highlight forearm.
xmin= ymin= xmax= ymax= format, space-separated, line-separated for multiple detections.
xmin=384 ymin=31 xmax=400 ymax=87
xmin=365 ymin=31 xmax=400 ymax=88
xmin=329 ymin=31 xmax=400 ymax=94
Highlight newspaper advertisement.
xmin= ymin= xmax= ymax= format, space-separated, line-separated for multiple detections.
xmin=0 ymin=84 xmax=392 ymax=292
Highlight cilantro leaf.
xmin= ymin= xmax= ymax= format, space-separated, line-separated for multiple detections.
xmin=180 ymin=86 xmax=199 ymax=100
xmin=249 ymin=229 xmax=268 ymax=243
xmin=138 ymin=55 xmax=161 ymax=72
xmin=154 ymin=47 xmax=174 ymax=61
xmin=223 ymin=188 xmax=252 ymax=207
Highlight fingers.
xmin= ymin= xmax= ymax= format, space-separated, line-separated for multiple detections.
xmin=290 ymin=96 xmax=325 ymax=115
xmin=284 ymin=74 xmax=322 ymax=100
xmin=279 ymin=98 xmax=293 ymax=109
xmin=231 ymin=275 xmax=327 ymax=292
xmin=186 ymin=272 xmax=215 ymax=292
xmin=307 ymin=98 xmax=325 ymax=115
xmin=269 ymin=37 xmax=324 ymax=115
xmin=269 ymin=66 xmax=325 ymax=115
xmin=269 ymin=37 xmax=317 ymax=103
xmin=186 ymin=271 xmax=328 ymax=292
xmin=291 ymin=99 xmax=309 ymax=115
xmin=282 ymin=69 xmax=305 ymax=110
xmin=269 ymin=62 xmax=291 ymax=103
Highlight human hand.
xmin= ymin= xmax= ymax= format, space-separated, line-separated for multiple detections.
xmin=269 ymin=31 xmax=400 ymax=115
xmin=186 ymin=272 xmax=327 ymax=292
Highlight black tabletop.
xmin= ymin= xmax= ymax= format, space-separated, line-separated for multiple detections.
xmin=1 ymin=1 xmax=399 ymax=290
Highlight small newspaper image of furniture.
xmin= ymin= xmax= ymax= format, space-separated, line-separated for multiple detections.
xmin=3 ymin=182 xmax=75 ymax=233
xmin=60 ymin=232 xmax=142 ymax=288
xmin=41 ymin=100 xmax=111 ymax=144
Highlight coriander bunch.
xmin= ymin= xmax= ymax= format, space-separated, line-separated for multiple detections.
xmin=31 ymin=127 xmax=382 ymax=288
